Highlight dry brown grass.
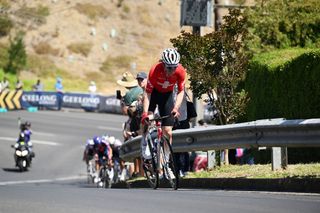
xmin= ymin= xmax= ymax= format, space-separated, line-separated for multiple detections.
xmin=67 ymin=42 xmax=93 ymax=57
xmin=137 ymin=5 xmax=154 ymax=27
xmin=33 ymin=42 xmax=60 ymax=56
xmin=100 ymin=55 xmax=135 ymax=73
xmin=74 ymin=3 xmax=108 ymax=20
xmin=15 ymin=4 xmax=49 ymax=25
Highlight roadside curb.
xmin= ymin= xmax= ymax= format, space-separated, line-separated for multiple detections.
xmin=114 ymin=178 xmax=320 ymax=193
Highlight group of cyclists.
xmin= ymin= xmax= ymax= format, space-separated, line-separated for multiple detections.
xmin=82 ymin=134 xmax=126 ymax=186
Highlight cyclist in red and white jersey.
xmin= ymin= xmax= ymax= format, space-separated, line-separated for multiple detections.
xmin=141 ymin=48 xmax=186 ymax=146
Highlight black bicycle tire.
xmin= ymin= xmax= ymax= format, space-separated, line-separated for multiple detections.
xmin=161 ymin=137 xmax=179 ymax=190
xmin=103 ymin=167 xmax=111 ymax=189
xmin=97 ymin=167 xmax=105 ymax=188
xmin=105 ymin=168 xmax=112 ymax=189
xmin=143 ymin=135 xmax=159 ymax=189
xmin=87 ymin=164 xmax=93 ymax=184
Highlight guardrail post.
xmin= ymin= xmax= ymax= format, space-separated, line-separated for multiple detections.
xmin=271 ymin=147 xmax=288 ymax=171
xmin=207 ymin=150 xmax=216 ymax=170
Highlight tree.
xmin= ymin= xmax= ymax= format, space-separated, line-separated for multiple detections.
xmin=5 ymin=32 xmax=27 ymax=75
xmin=171 ymin=9 xmax=250 ymax=165
xmin=244 ymin=0 xmax=320 ymax=51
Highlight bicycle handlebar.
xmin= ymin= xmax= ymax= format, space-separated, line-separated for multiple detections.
xmin=148 ymin=114 xmax=171 ymax=122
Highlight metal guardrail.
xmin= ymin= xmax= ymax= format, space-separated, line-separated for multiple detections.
xmin=119 ymin=118 xmax=320 ymax=161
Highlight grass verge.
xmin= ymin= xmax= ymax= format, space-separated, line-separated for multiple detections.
xmin=185 ymin=163 xmax=320 ymax=179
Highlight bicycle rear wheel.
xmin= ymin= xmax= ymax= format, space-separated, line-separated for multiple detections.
xmin=160 ymin=136 xmax=179 ymax=190
xmin=142 ymin=135 xmax=159 ymax=189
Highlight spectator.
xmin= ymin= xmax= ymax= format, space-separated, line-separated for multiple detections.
xmin=15 ymin=79 xmax=23 ymax=91
xmin=117 ymin=72 xmax=144 ymax=177
xmin=88 ymin=81 xmax=97 ymax=94
xmin=117 ymin=72 xmax=143 ymax=115
xmin=0 ymin=77 xmax=9 ymax=92
xmin=32 ymin=79 xmax=44 ymax=91
xmin=55 ymin=77 xmax=64 ymax=111
xmin=173 ymin=85 xmax=190 ymax=177
xmin=136 ymin=71 xmax=147 ymax=90
xmin=132 ymin=71 xmax=148 ymax=177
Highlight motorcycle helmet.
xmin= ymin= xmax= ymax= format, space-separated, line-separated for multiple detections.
xmin=24 ymin=121 xmax=31 ymax=128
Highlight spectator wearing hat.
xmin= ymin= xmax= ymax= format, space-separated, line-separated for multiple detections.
xmin=117 ymin=72 xmax=143 ymax=115
xmin=117 ymin=72 xmax=144 ymax=178
xmin=136 ymin=71 xmax=147 ymax=90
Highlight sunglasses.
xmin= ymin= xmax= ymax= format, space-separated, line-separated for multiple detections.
xmin=165 ymin=65 xmax=177 ymax=72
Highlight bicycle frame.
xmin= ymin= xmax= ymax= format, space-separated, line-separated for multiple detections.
xmin=143 ymin=114 xmax=178 ymax=190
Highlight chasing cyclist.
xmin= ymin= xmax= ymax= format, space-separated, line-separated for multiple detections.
xmin=141 ymin=48 xmax=186 ymax=154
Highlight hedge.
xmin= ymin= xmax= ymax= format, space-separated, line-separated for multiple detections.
xmin=244 ymin=48 xmax=320 ymax=164
xmin=245 ymin=48 xmax=320 ymax=121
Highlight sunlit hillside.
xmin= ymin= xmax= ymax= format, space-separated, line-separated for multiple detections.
xmin=1 ymin=0 xmax=242 ymax=94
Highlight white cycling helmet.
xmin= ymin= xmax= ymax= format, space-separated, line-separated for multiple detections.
xmin=108 ymin=136 xmax=116 ymax=145
xmin=161 ymin=48 xmax=180 ymax=67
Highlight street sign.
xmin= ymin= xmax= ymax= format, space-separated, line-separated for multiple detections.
xmin=180 ymin=0 xmax=213 ymax=27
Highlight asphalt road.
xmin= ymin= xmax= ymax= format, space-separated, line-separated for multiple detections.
xmin=0 ymin=110 xmax=319 ymax=213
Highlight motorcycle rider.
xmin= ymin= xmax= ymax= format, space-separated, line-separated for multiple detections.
xmin=14 ymin=121 xmax=35 ymax=163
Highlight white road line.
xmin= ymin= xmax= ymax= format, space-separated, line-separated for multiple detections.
xmin=32 ymin=131 xmax=55 ymax=137
xmin=32 ymin=139 xmax=61 ymax=146
xmin=97 ymin=126 xmax=122 ymax=131
xmin=0 ymin=175 xmax=85 ymax=186
xmin=0 ymin=137 xmax=61 ymax=146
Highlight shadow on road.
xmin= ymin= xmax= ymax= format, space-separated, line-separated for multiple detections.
xmin=2 ymin=168 xmax=22 ymax=173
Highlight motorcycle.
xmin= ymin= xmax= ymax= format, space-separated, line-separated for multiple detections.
xmin=11 ymin=142 xmax=32 ymax=172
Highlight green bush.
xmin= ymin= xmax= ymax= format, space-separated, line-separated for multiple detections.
xmin=244 ymin=48 xmax=320 ymax=121
xmin=0 ymin=15 xmax=13 ymax=37
xmin=5 ymin=32 xmax=27 ymax=75
xmin=0 ymin=42 xmax=8 ymax=69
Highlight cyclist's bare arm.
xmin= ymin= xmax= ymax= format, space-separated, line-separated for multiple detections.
xmin=173 ymin=90 xmax=185 ymax=111
xmin=143 ymin=92 xmax=151 ymax=114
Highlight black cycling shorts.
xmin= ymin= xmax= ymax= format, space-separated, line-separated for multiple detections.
xmin=148 ymin=89 xmax=174 ymax=126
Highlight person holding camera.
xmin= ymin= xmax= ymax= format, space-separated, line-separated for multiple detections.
xmin=116 ymin=72 xmax=144 ymax=178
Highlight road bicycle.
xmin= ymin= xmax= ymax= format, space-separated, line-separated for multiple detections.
xmin=86 ymin=159 xmax=96 ymax=184
xmin=97 ymin=159 xmax=114 ymax=189
xmin=142 ymin=114 xmax=179 ymax=190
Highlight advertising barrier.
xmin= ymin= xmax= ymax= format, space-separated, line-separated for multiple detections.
xmin=0 ymin=90 xmax=122 ymax=113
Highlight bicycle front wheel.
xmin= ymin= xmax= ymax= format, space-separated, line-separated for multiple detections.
xmin=142 ymin=135 xmax=159 ymax=189
xmin=160 ymin=136 xmax=179 ymax=190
